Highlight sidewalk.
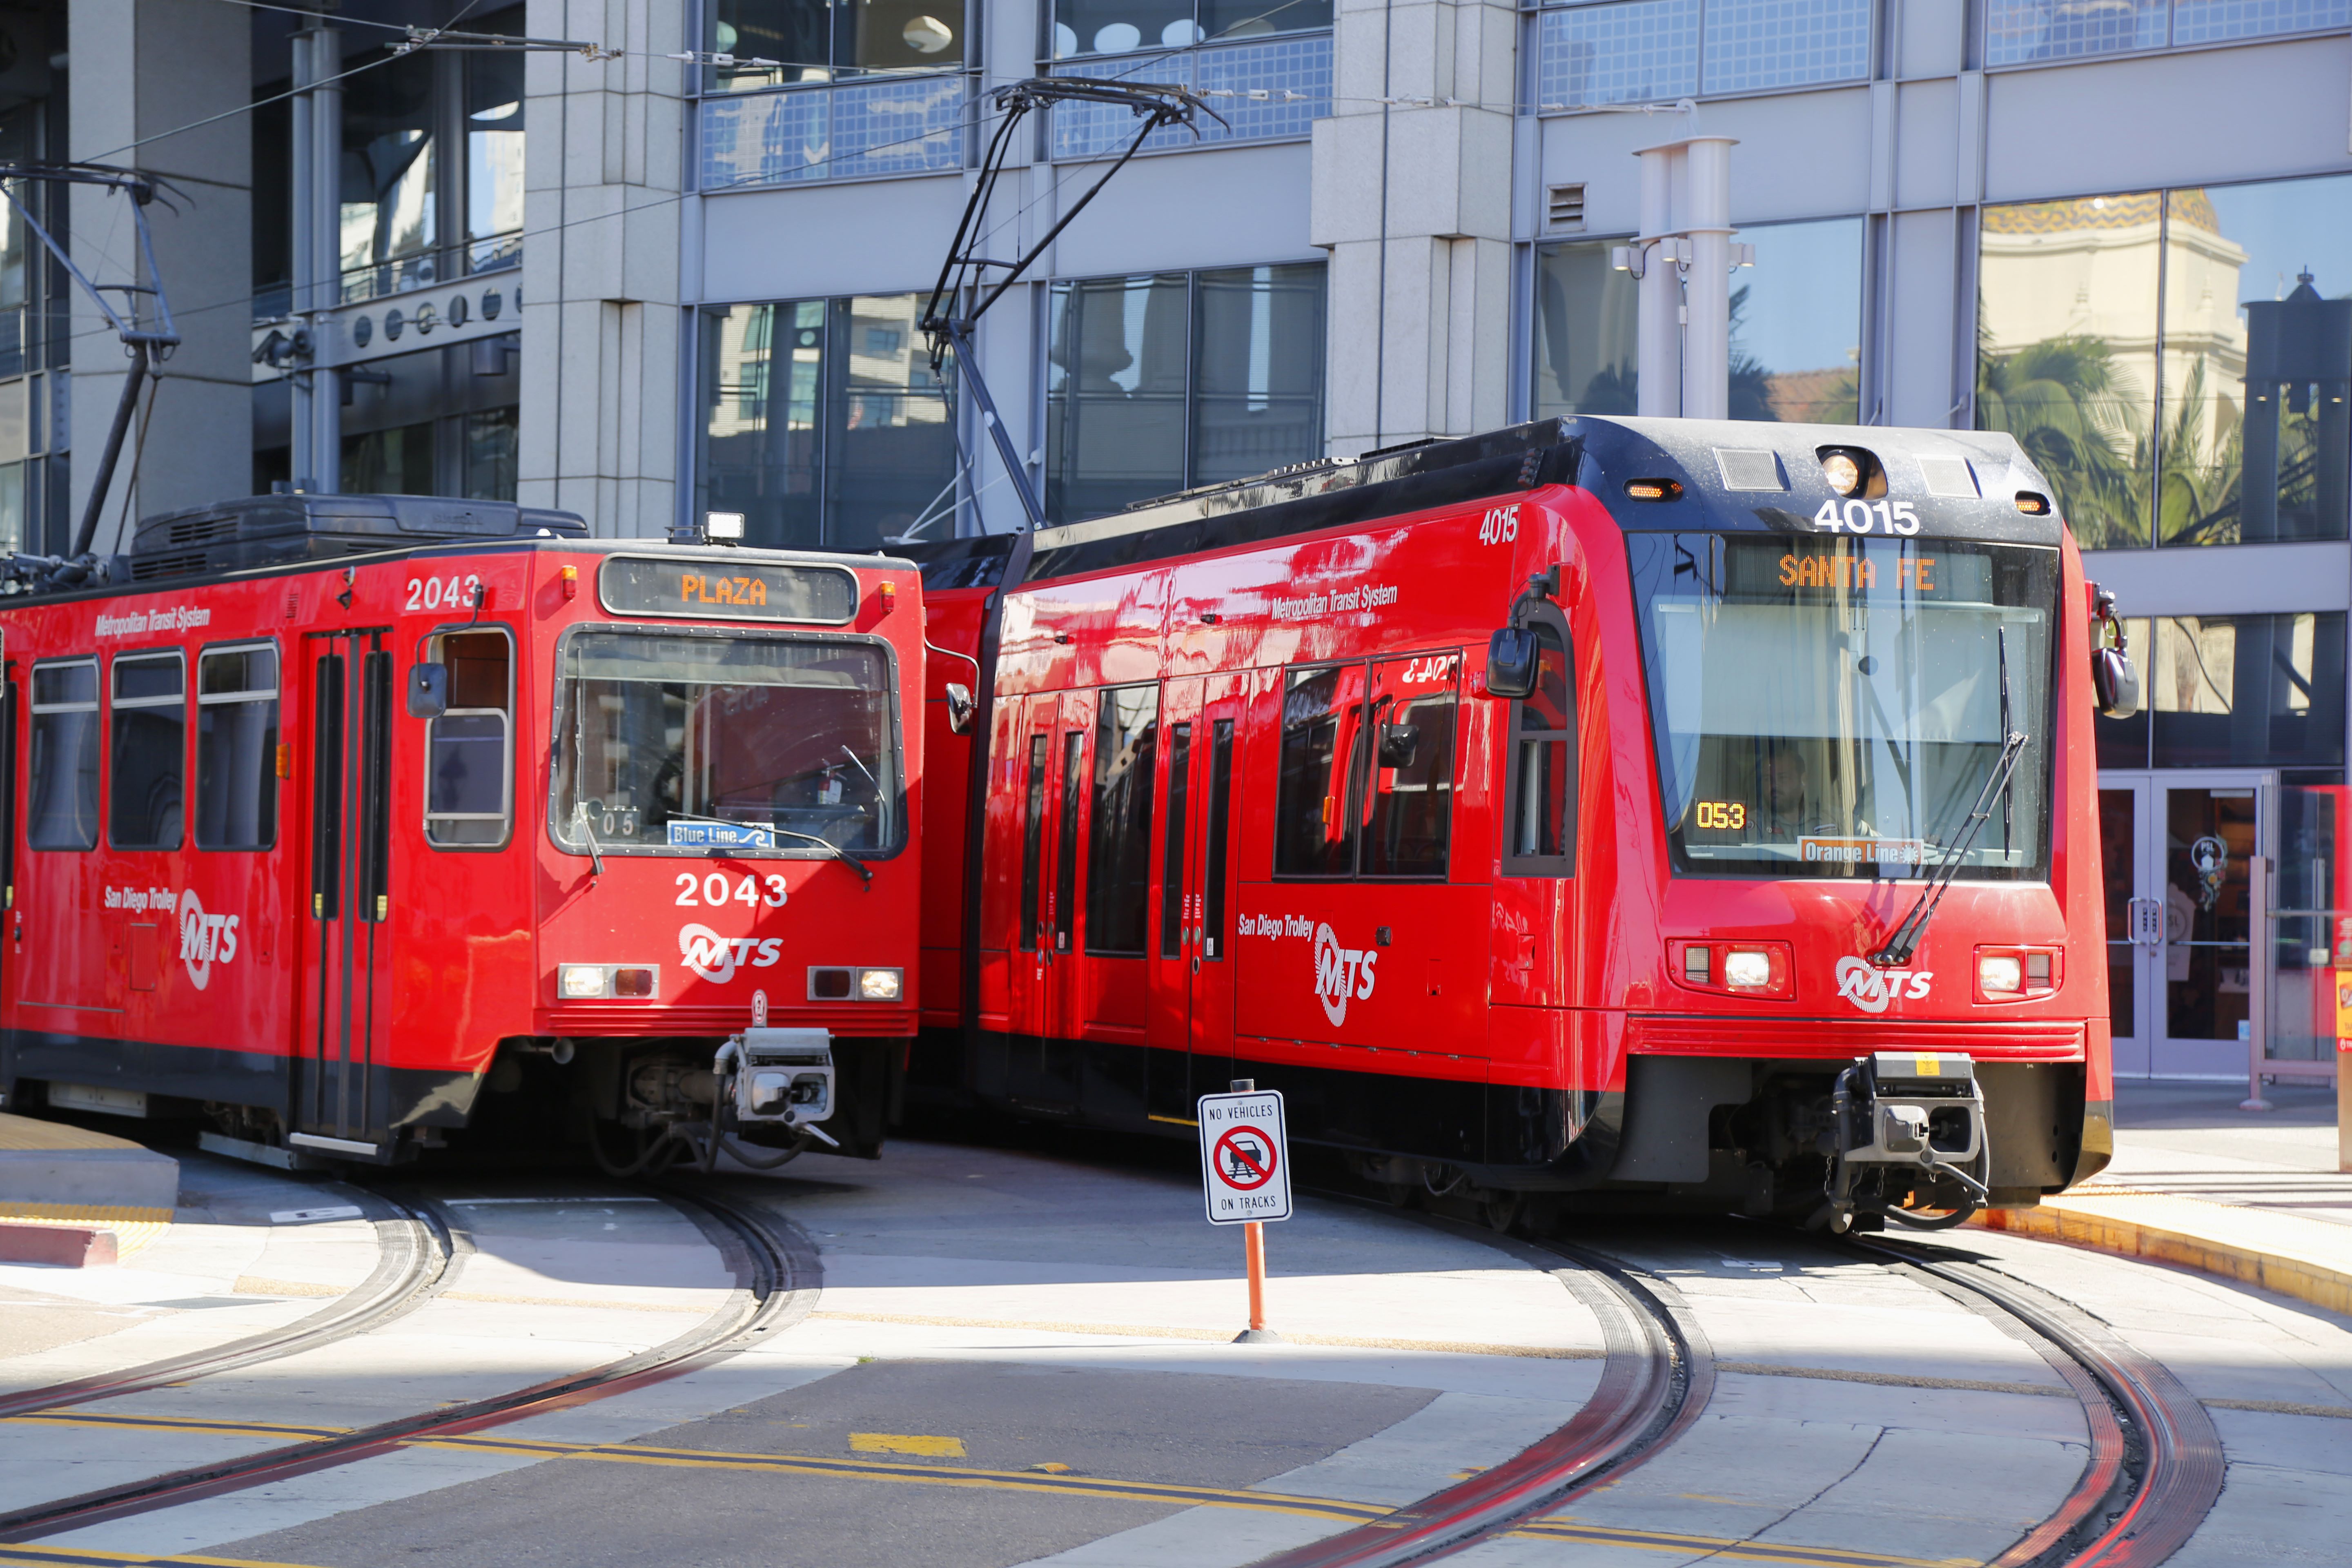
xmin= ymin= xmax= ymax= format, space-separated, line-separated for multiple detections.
xmin=1974 ymin=1077 xmax=2352 ymax=1314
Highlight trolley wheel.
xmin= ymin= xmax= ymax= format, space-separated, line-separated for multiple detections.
xmin=1381 ymin=1181 xmax=1416 ymax=1209
xmin=1483 ymin=1190 xmax=1523 ymax=1236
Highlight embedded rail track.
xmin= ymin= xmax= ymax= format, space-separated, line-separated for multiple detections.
xmin=0 ymin=1179 xmax=815 ymax=1543
xmin=0 ymin=1185 xmax=454 ymax=1423
xmin=1266 ymin=1191 xmax=2223 ymax=1568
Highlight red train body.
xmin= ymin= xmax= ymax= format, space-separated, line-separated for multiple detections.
xmin=911 ymin=417 xmax=2116 ymax=1225
xmin=0 ymin=497 xmax=923 ymax=1168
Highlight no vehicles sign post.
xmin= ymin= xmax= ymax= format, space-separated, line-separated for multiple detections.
xmin=1199 ymin=1080 xmax=1290 ymax=1343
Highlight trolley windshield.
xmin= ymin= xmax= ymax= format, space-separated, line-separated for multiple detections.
xmin=1627 ymin=533 xmax=2057 ymax=880
xmin=549 ymin=630 xmax=898 ymax=857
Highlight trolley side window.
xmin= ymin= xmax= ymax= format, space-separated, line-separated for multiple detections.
xmin=1159 ymin=722 xmax=1191 ymax=959
xmin=1201 ymin=719 xmax=1233 ymax=958
xmin=1054 ymin=730 xmax=1082 ymax=951
xmin=426 ymin=629 xmax=513 ymax=849
xmin=1503 ymin=617 xmax=1575 ymax=875
xmin=27 ymin=659 xmax=99 ymax=851
xmin=1362 ymin=653 xmax=1459 ymax=878
xmin=109 ymin=651 xmax=185 ymax=851
xmin=1274 ymin=657 xmax=1457 ymax=880
xmin=1019 ymin=734 xmax=1047 ymax=952
xmin=1086 ymin=684 xmax=1158 ymax=956
xmin=196 ymin=644 xmax=279 ymax=851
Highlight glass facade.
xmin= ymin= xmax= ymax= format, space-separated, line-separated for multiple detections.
xmin=1534 ymin=218 xmax=1860 ymax=425
xmin=2094 ymin=613 xmax=2347 ymax=771
xmin=1978 ymin=176 xmax=2352 ymax=550
xmin=1533 ymin=0 xmax=1869 ymax=111
xmin=1048 ymin=0 xmax=1332 ymax=58
xmin=1987 ymin=0 xmax=2346 ymax=65
xmin=1045 ymin=262 xmax=1326 ymax=523
xmin=1049 ymin=36 xmax=1333 ymax=159
xmin=706 ymin=0 xmax=968 ymax=90
xmin=697 ymin=294 xmax=958 ymax=551
xmin=699 ymin=74 xmax=968 ymax=187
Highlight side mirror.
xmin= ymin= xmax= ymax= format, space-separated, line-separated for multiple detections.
xmin=1376 ymin=722 xmax=1420 ymax=770
xmin=2093 ymin=646 xmax=2140 ymax=720
xmin=1485 ymin=627 xmax=1538 ymax=700
xmin=408 ymin=662 xmax=448 ymax=718
xmin=944 ymin=682 xmax=976 ymax=736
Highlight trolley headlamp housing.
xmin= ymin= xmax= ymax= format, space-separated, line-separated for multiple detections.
xmin=557 ymin=963 xmax=659 ymax=1000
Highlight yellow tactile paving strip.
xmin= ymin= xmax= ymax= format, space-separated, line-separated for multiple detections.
xmin=0 ymin=1113 xmax=151 ymax=1153
xmin=0 ymin=1209 xmax=171 ymax=1260
xmin=1975 ymin=1188 xmax=2352 ymax=1318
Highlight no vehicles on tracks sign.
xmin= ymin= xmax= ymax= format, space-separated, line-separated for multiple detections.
xmin=1198 ymin=1089 xmax=1292 ymax=1225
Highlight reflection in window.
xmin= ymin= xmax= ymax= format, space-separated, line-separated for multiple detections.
xmin=1532 ymin=241 xmax=1639 ymax=419
xmin=340 ymin=49 xmax=438 ymax=301
xmin=2158 ymin=178 xmax=2352 ymax=546
xmin=197 ymin=646 xmax=279 ymax=851
xmin=1045 ymin=263 xmax=1327 ymax=523
xmin=1086 ymin=685 xmax=1158 ymax=955
xmin=2143 ymin=612 xmax=2346 ymax=770
xmin=465 ymin=47 xmax=525 ymax=271
xmin=426 ymin=630 xmax=512 ymax=848
xmin=706 ymin=0 xmax=966 ymax=91
xmin=1730 ymin=218 xmax=1862 ymax=424
xmin=697 ymin=294 xmax=957 ymax=550
xmin=1976 ymin=194 xmax=2160 ymax=549
xmin=1050 ymin=39 xmax=1331 ymax=158
xmin=1534 ymin=0 xmax=1866 ymax=110
xmin=1049 ymin=0 xmax=1330 ymax=58
xmin=1273 ymin=659 xmax=1457 ymax=880
xmin=1508 ymin=621 xmax=1575 ymax=871
xmin=1987 ymin=0 xmax=2344 ymax=65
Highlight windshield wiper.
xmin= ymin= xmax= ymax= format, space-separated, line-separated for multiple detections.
xmin=571 ymin=802 xmax=606 ymax=879
xmin=664 ymin=809 xmax=873 ymax=889
xmin=1871 ymin=627 xmax=2026 ymax=967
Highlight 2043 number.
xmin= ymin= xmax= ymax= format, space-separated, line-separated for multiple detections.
xmin=1813 ymin=499 xmax=1920 ymax=536
xmin=675 ymin=872 xmax=789 ymax=909
xmin=405 ymin=572 xmax=484 ymax=611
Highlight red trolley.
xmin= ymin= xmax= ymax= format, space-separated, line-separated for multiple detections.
xmin=0 ymin=496 xmax=924 ymax=1170
xmin=909 ymin=416 xmax=2132 ymax=1228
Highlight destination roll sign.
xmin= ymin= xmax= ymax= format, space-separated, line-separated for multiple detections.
xmin=599 ymin=555 xmax=858 ymax=624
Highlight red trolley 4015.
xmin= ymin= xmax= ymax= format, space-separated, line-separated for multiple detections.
xmin=0 ymin=495 xmax=923 ymax=1171
xmin=910 ymin=416 xmax=2136 ymax=1230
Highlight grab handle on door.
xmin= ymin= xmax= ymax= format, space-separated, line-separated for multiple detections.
xmin=2127 ymin=896 xmax=2164 ymax=947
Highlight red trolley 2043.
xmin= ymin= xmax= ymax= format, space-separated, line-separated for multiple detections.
xmin=0 ymin=495 xmax=924 ymax=1170
xmin=910 ymin=416 xmax=2134 ymax=1230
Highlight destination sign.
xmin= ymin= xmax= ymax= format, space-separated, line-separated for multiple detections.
xmin=599 ymin=556 xmax=858 ymax=624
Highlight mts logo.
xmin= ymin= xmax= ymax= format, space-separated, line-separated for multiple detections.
xmin=1312 ymin=922 xmax=1379 ymax=1026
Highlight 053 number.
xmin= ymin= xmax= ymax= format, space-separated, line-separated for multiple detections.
xmin=675 ymin=872 xmax=789 ymax=908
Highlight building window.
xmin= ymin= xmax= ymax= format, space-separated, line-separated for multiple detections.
xmin=696 ymin=0 xmax=969 ymax=187
xmin=706 ymin=0 xmax=967 ymax=90
xmin=110 ymin=652 xmax=185 ymax=851
xmin=1049 ymin=37 xmax=1332 ymax=159
xmin=256 ymin=334 xmax=522 ymax=503
xmin=2097 ymin=613 xmax=2347 ymax=771
xmin=1977 ymin=175 xmax=2352 ymax=550
xmin=698 ymin=294 xmax=957 ymax=551
xmin=1533 ymin=218 xmax=1860 ymax=424
xmin=1986 ymin=0 xmax=2345 ymax=66
xmin=1046 ymin=262 xmax=1326 ymax=523
xmin=1532 ymin=0 xmax=1868 ymax=111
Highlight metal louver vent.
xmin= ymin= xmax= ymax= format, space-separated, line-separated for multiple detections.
xmin=1546 ymin=184 xmax=1586 ymax=231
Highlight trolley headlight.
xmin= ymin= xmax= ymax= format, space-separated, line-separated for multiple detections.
xmin=1978 ymin=954 xmax=2024 ymax=996
xmin=1722 ymin=949 xmax=1774 ymax=989
xmin=857 ymin=967 xmax=904 ymax=1001
xmin=558 ymin=963 xmax=659 ymax=1000
xmin=559 ymin=964 xmax=608 ymax=999
xmin=1820 ymin=451 xmax=1863 ymax=497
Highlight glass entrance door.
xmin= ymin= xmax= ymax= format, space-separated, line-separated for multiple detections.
xmin=2101 ymin=771 xmax=2274 ymax=1079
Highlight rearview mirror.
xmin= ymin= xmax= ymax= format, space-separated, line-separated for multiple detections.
xmin=944 ymin=682 xmax=976 ymax=735
xmin=1485 ymin=628 xmax=1538 ymax=700
xmin=2092 ymin=646 xmax=2140 ymax=720
xmin=1376 ymin=723 xmax=1420 ymax=770
xmin=407 ymin=662 xmax=448 ymax=718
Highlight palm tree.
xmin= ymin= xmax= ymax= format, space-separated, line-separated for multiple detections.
xmin=2156 ymin=355 xmax=2245 ymax=546
xmin=1976 ymin=327 xmax=2150 ymax=548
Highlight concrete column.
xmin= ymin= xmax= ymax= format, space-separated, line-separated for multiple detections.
xmin=1679 ymin=136 xmax=1734 ymax=420
xmin=1311 ymin=0 xmax=1516 ymax=457
xmin=1635 ymin=146 xmax=1679 ymax=418
xmin=68 ymin=0 xmax=251 ymax=541
xmin=518 ymin=0 xmax=688 ymax=537
xmin=290 ymin=26 xmax=341 ymax=492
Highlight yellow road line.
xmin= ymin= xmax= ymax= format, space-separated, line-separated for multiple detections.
xmin=0 ymin=1548 xmax=323 ymax=1568
xmin=802 ymin=1310 xmax=1603 ymax=1360
xmin=0 ymin=1412 xmax=1996 ymax=1568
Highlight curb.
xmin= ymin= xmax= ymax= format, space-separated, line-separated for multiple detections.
xmin=1973 ymin=1193 xmax=2352 ymax=1319
xmin=0 ymin=1221 xmax=118 ymax=1267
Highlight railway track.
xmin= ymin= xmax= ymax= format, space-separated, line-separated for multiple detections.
xmin=0 ymin=1185 xmax=454 ymax=1423
xmin=1267 ymin=1194 xmax=2223 ymax=1568
xmin=0 ymin=1179 xmax=816 ymax=1544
